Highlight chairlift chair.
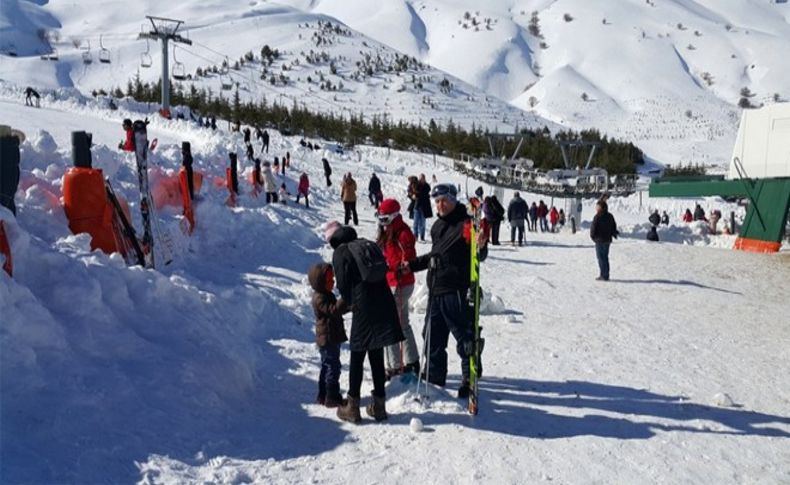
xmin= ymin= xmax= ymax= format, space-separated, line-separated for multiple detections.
xmin=172 ymin=46 xmax=187 ymax=81
xmin=140 ymin=39 xmax=152 ymax=68
xmin=49 ymin=47 xmax=59 ymax=61
xmin=220 ymin=73 xmax=233 ymax=90
xmin=99 ymin=35 xmax=111 ymax=63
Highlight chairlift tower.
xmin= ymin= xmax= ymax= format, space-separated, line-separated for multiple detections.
xmin=138 ymin=16 xmax=192 ymax=118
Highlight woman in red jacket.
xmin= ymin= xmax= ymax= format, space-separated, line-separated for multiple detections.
xmin=376 ymin=198 xmax=420 ymax=379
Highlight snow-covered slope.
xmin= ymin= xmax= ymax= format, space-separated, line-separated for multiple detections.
xmin=0 ymin=0 xmax=550 ymax=135
xmin=280 ymin=0 xmax=790 ymax=168
xmin=1 ymin=86 xmax=789 ymax=484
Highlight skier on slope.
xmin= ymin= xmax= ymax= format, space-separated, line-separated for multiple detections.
xmin=400 ymin=183 xmax=487 ymax=398
xmin=325 ymin=222 xmax=404 ymax=423
xmin=375 ymin=199 xmax=420 ymax=380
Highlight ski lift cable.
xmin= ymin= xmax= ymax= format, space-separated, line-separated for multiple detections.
xmin=179 ymin=42 xmax=448 ymax=159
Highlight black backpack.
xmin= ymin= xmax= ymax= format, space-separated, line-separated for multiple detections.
xmin=346 ymin=239 xmax=387 ymax=283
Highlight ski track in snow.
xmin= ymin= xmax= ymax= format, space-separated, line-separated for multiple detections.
xmin=1 ymin=93 xmax=789 ymax=484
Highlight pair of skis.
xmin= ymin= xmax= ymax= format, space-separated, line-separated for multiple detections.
xmin=468 ymin=202 xmax=483 ymax=415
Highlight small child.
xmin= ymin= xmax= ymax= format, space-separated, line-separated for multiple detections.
xmin=279 ymin=183 xmax=291 ymax=205
xmin=308 ymin=262 xmax=349 ymax=407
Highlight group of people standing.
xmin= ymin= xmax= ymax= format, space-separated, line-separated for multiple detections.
xmin=310 ymin=180 xmax=484 ymax=423
xmin=500 ymin=194 xmax=566 ymax=246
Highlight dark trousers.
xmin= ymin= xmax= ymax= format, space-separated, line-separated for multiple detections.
xmin=318 ymin=343 xmax=342 ymax=398
xmin=595 ymin=242 xmax=611 ymax=279
xmin=266 ymin=192 xmax=278 ymax=203
xmin=262 ymin=141 xmax=269 ymax=153
xmin=368 ymin=191 xmax=381 ymax=208
xmin=491 ymin=220 xmax=501 ymax=245
xmin=423 ymin=291 xmax=473 ymax=386
xmin=528 ymin=217 xmax=537 ymax=231
xmin=510 ymin=220 xmax=525 ymax=245
xmin=540 ymin=217 xmax=548 ymax=232
xmin=348 ymin=347 xmax=385 ymax=399
xmin=296 ymin=192 xmax=309 ymax=208
xmin=325 ymin=174 xmax=332 ymax=187
xmin=343 ymin=201 xmax=358 ymax=225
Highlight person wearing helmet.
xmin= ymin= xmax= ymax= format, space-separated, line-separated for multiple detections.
xmin=376 ymin=199 xmax=420 ymax=380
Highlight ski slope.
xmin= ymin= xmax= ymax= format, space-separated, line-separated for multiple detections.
xmin=1 ymin=93 xmax=789 ymax=484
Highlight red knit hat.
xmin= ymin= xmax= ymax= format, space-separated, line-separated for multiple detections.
xmin=378 ymin=199 xmax=400 ymax=215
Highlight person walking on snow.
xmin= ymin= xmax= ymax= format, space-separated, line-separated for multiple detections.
xmin=549 ymin=206 xmax=559 ymax=233
xmin=322 ymin=158 xmax=332 ymax=187
xmin=368 ymin=173 xmax=383 ymax=209
xmin=528 ymin=201 xmax=538 ymax=232
xmin=507 ymin=192 xmax=528 ymax=246
xmin=537 ymin=200 xmax=549 ymax=232
xmin=341 ymin=173 xmax=359 ymax=225
xmin=24 ymin=87 xmax=40 ymax=107
xmin=262 ymin=162 xmax=278 ymax=203
xmin=326 ymin=222 xmax=404 ymax=423
xmin=376 ymin=199 xmax=421 ymax=380
xmin=412 ymin=174 xmax=433 ymax=242
xmin=660 ymin=211 xmax=670 ymax=225
xmin=308 ymin=262 xmax=349 ymax=408
xmin=590 ymin=199 xmax=619 ymax=281
xmin=400 ymin=183 xmax=487 ymax=398
xmin=483 ymin=195 xmax=505 ymax=245
xmin=297 ymin=172 xmax=310 ymax=208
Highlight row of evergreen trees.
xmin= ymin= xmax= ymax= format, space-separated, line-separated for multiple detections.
xmin=115 ymin=76 xmax=641 ymax=174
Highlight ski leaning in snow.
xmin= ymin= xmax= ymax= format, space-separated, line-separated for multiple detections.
xmin=132 ymin=120 xmax=155 ymax=268
xmin=105 ymin=180 xmax=145 ymax=267
xmin=468 ymin=201 xmax=484 ymax=415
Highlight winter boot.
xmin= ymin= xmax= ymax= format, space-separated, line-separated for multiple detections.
xmin=385 ymin=368 xmax=402 ymax=381
xmin=337 ymin=396 xmax=361 ymax=423
xmin=365 ymin=393 xmax=388 ymax=421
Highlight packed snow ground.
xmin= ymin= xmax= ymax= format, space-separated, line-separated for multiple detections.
xmin=1 ymin=96 xmax=789 ymax=484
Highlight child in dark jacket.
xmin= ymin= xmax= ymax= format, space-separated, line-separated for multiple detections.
xmin=308 ymin=262 xmax=349 ymax=407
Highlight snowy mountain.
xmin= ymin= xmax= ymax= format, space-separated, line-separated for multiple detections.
xmin=280 ymin=0 xmax=790 ymax=168
xmin=4 ymin=1 xmax=790 ymax=167
xmin=1 ymin=3 xmax=790 ymax=483
xmin=0 ymin=0 xmax=552 ymax=137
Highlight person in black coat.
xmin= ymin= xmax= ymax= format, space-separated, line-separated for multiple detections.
xmin=590 ymin=200 xmax=619 ymax=281
xmin=402 ymin=183 xmax=486 ymax=398
xmin=484 ymin=195 xmax=505 ymax=245
xmin=328 ymin=224 xmax=404 ymax=423
xmin=648 ymin=209 xmax=660 ymax=227
xmin=507 ymin=192 xmax=528 ymax=246
xmin=322 ymin=158 xmax=332 ymax=187
xmin=412 ymin=174 xmax=433 ymax=241
xmin=368 ymin=173 xmax=382 ymax=209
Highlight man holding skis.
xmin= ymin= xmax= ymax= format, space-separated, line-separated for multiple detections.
xmin=400 ymin=183 xmax=485 ymax=399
